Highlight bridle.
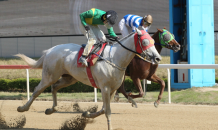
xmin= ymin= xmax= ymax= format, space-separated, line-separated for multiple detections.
xmin=154 ymin=30 xmax=174 ymax=48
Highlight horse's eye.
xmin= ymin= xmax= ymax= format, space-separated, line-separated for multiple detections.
xmin=163 ymin=34 xmax=171 ymax=41
xmin=142 ymin=39 xmax=150 ymax=46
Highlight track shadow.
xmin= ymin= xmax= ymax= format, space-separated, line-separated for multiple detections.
xmin=17 ymin=128 xmax=59 ymax=130
xmin=37 ymin=111 xmax=82 ymax=114
xmin=36 ymin=111 xmax=121 ymax=115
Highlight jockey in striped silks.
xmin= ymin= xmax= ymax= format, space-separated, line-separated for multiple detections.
xmin=118 ymin=14 xmax=153 ymax=38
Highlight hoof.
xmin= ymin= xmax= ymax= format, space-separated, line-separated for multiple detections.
xmin=154 ymin=101 xmax=159 ymax=108
xmin=128 ymin=97 xmax=138 ymax=108
xmin=114 ymin=95 xmax=119 ymax=102
xmin=17 ymin=106 xmax=28 ymax=112
xmin=131 ymin=102 xmax=138 ymax=108
xmin=45 ymin=108 xmax=56 ymax=115
xmin=82 ymin=111 xmax=90 ymax=118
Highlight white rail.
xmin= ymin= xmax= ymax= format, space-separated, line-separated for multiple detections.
xmin=1 ymin=64 xmax=218 ymax=103
xmin=158 ymin=64 xmax=218 ymax=104
xmin=158 ymin=64 xmax=218 ymax=69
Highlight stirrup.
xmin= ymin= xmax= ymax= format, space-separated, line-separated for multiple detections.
xmin=79 ymin=56 xmax=88 ymax=67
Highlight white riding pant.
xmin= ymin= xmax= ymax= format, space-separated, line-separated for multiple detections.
xmin=80 ymin=23 xmax=106 ymax=56
xmin=118 ymin=18 xmax=132 ymax=38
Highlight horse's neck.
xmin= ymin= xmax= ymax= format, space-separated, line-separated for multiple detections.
xmin=152 ymin=31 xmax=162 ymax=54
xmin=111 ymin=35 xmax=136 ymax=68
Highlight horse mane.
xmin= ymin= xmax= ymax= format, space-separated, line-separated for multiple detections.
xmin=152 ymin=29 xmax=159 ymax=39
xmin=110 ymin=32 xmax=135 ymax=46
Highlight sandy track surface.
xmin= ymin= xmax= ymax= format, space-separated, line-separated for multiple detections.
xmin=0 ymin=100 xmax=218 ymax=130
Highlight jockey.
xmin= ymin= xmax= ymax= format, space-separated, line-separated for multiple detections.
xmin=118 ymin=14 xmax=153 ymax=38
xmin=79 ymin=8 xmax=118 ymax=67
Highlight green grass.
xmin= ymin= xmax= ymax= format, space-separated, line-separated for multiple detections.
xmin=1 ymin=86 xmax=218 ymax=105
xmin=1 ymin=57 xmax=218 ymax=105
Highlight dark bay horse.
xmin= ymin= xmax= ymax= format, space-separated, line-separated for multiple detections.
xmin=115 ymin=28 xmax=180 ymax=107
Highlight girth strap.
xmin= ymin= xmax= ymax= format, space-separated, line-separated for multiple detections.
xmin=86 ymin=66 xmax=98 ymax=88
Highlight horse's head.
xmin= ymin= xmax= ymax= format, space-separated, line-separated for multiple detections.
xmin=134 ymin=28 xmax=162 ymax=64
xmin=156 ymin=28 xmax=180 ymax=52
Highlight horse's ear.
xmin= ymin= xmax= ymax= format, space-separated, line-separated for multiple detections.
xmin=136 ymin=28 xmax=142 ymax=35
xmin=157 ymin=28 xmax=163 ymax=33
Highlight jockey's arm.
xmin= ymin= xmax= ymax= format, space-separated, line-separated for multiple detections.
xmin=80 ymin=10 xmax=93 ymax=27
xmin=132 ymin=26 xmax=137 ymax=33
xmin=142 ymin=26 xmax=149 ymax=32
xmin=107 ymin=27 xmax=117 ymax=37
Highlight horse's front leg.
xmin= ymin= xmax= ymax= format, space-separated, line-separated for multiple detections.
xmin=102 ymin=87 xmax=113 ymax=130
xmin=128 ymin=78 xmax=144 ymax=99
xmin=45 ymin=75 xmax=77 ymax=115
xmin=148 ymin=74 xmax=165 ymax=107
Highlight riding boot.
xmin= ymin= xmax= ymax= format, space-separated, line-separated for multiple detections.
xmin=79 ymin=55 xmax=88 ymax=67
xmin=79 ymin=38 xmax=96 ymax=67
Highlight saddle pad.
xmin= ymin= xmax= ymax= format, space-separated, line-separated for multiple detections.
xmin=77 ymin=42 xmax=107 ymax=67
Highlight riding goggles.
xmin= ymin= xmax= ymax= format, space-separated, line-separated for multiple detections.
xmin=143 ymin=20 xmax=151 ymax=26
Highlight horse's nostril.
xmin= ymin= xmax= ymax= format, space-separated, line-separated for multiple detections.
xmin=155 ymin=58 xmax=161 ymax=62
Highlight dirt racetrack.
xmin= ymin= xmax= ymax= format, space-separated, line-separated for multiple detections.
xmin=0 ymin=100 xmax=218 ymax=130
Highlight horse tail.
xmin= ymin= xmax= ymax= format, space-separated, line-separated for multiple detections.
xmin=15 ymin=51 xmax=46 ymax=69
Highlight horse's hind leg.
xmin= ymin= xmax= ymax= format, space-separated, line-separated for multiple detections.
xmin=45 ymin=74 xmax=77 ymax=115
xmin=17 ymin=67 xmax=61 ymax=112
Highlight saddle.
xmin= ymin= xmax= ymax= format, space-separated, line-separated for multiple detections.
xmin=77 ymin=42 xmax=108 ymax=67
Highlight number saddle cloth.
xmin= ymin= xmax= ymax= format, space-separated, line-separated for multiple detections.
xmin=77 ymin=42 xmax=108 ymax=67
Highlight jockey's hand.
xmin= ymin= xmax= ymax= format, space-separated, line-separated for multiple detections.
xmin=106 ymin=36 xmax=119 ymax=41
xmin=84 ymin=26 xmax=90 ymax=31
xmin=115 ymin=36 xmax=120 ymax=40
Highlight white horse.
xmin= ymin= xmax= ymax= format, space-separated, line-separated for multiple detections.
xmin=15 ymin=28 xmax=161 ymax=130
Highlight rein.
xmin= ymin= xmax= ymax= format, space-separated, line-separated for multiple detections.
xmin=114 ymin=39 xmax=141 ymax=55
xmin=113 ymin=33 xmax=148 ymax=55
xmin=94 ymin=53 xmax=126 ymax=71
xmin=100 ymin=33 xmax=145 ymax=70
xmin=102 ymin=32 xmax=152 ymax=69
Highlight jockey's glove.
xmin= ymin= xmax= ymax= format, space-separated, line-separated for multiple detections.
xmin=84 ymin=26 xmax=90 ymax=31
xmin=115 ymin=36 xmax=120 ymax=41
